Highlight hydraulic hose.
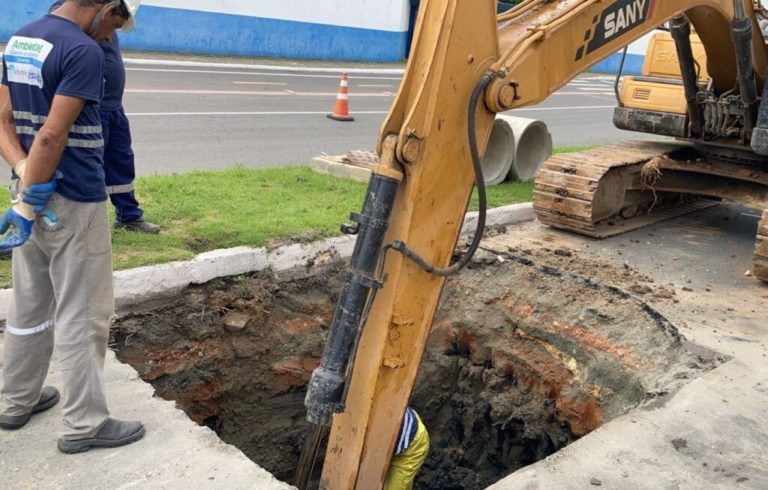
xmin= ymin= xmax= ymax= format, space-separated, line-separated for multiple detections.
xmin=384 ymin=70 xmax=494 ymax=277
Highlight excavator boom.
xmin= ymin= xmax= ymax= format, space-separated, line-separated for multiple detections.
xmin=299 ymin=1 xmax=768 ymax=488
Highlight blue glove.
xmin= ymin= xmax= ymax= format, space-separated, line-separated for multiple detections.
xmin=0 ymin=204 xmax=35 ymax=251
xmin=0 ymin=172 xmax=62 ymax=250
xmin=17 ymin=170 xmax=61 ymax=212
xmin=19 ymin=179 xmax=58 ymax=212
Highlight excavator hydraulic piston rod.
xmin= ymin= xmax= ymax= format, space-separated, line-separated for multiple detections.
xmin=303 ymin=170 xmax=400 ymax=428
xmin=730 ymin=0 xmax=759 ymax=137
xmin=669 ymin=16 xmax=703 ymax=137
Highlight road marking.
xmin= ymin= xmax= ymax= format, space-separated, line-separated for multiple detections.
xmin=569 ymin=84 xmax=614 ymax=89
xmin=576 ymin=87 xmax=617 ymax=91
xmin=741 ymin=212 xmax=762 ymax=218
xmin=125 ymin=87 xmax=610 ymax=98
xmin=126 ymin=67 xmax=401 ymax=81
xmin=233 ymin=81 xmax=288 ymax=86
xmin=126 ymin=105 xmax=615 ymax=117
xmin=553 ymin=92 xmax=615 ymax=96
xmin=125 ymin=88 xmax=394 ymax=97
xmin=127 ymin=111 xmax=390 ymax=116
xmin=358 ymin=84 xmax=393 ymax=88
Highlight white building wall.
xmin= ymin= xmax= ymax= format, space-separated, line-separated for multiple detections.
xmin=143 ymin=0 xmax=412 ymax=31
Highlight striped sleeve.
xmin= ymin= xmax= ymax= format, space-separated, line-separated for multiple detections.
xmin=394 ymin=407 xmax=418 ymax=455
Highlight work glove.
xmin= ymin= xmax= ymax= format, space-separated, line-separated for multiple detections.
xmin=0 ymin=176 xmax=60 ymax=250
xmin=18 ymin=179 xmax=58 ymax=212
xmin=0 ymin=202 xmax=36 ymax=250
xmin=13 ymin=159 xmax=28 ymax=181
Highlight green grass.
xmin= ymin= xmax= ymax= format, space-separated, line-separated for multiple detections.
xmin=110 ymin=166 xmax=367 ymax=270
xmin=0 ymin=151 xmax=572 ymax=288
xmin=553 ymin=144 xmax=599 ymax=154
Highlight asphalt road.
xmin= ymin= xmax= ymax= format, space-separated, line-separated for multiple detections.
xmin=123 ymin=64 xmax=657 ymax=176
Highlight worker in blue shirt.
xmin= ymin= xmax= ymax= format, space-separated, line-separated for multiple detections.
xmin=50 ymin=0 xmax=159 ymax=233
xmin=384 ymin=406 xmax=430 ymax=490
xmin=0 ymin=0 xmax=145 ymax=453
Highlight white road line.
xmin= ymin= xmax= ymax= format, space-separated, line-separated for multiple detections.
xmin=233 ymin=81 xmax=288 ymax=86
xmin=127 ymin=111 xmax=390 ymax=116
xmin=124 ymin=88 xmax=394 ymax=97
xmin=126 ymin=105 xmax=615 ymax=117
xmin=741 ymin=212 xmax=762 ymax=218
xmin=126 ymin=67 xmax=401 ymax=81
xmin=125 ymin=88 xmax=611 ymax=97
xmin=576 ymin=87 xmax=617 ymax=91
xmin=553 ymin=92 xmax=615 ymax=96
xmin=568 ymin=84 xmax=614 ymax=89
xmin=358 ymin=84 xmax=393 ymax=88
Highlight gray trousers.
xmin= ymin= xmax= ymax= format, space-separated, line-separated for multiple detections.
xmin=0 ymin=193 xmax=114 ymax=439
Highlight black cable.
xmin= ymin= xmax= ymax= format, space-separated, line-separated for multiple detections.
xmin=385 ymin=70 xmax=494 ymax=277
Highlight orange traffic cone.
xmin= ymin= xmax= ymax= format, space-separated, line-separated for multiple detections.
xmin=327 ymin=72 xmax=355 ymax=122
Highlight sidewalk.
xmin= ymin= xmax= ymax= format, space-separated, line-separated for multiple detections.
xmin=0 ymin=343 xmax=290 ymax=490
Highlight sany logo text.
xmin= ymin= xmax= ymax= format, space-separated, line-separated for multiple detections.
xmin=604 ymin=0 xmax=648 ymax=39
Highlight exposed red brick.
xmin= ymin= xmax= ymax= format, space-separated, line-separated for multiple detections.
xmin=131 ymin=338 xmax=223 ymax=381
xmin=556 ymin=390 xmax=604 ymax=436
xmin=428 ymin=318 xmax=457 ymax=353
xmin=503 ymin=292 xmax=641 ymax=370
xmin=157 ymin=377 xmax=223 ymax=425
xmin=281 ymin=317 xmax=323 ymax=335
xmin=271 ymin=355 xmax=317 ymax=394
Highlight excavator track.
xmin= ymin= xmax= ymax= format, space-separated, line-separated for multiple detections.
xmin=755 ymin=209 xmax=768 ymax=282
xmin=533 ymin=141 xmax=717 ymax=238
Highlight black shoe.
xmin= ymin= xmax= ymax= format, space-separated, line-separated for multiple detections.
xmin=58 ymin=418 xmax=145 ymax=454
xmin=0 ymin=386 xmax=60 ymax=430
xmin=113 ymin=219 xmax=161 ymax=234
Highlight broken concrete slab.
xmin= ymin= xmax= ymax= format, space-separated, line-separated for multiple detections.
xmin=0 ymin=342 xmax=291 ymax=490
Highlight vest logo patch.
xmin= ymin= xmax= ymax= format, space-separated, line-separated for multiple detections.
xmin=4 ymin=36 xmax=54 ymax=89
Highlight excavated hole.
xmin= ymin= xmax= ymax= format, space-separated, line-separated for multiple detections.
xmin=111 ymin=246 xmax=721 ymax=489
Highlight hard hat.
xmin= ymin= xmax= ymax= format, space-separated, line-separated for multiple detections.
xmin=119 ymin=0 xmax=140 ymax=32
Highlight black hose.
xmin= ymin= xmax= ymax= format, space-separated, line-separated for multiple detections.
xmin=385 ymin=71 xmax=494 ymax=277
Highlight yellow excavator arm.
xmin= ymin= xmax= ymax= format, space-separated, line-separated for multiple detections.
xmin=297 ymin=1 xmax=767 ymax=489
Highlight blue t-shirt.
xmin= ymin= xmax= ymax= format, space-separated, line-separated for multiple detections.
xmin=50 ymin=0 xmax=124 ymax=112
xmin=2 ymin=15 xmax=107 ymax=203
xmin=101 ymin=35 xmax=125 ymax=112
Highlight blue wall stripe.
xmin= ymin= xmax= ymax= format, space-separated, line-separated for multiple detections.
xmin=120 ymin=6 xmax=407 ymax=62
xmin=591 ymin=52 xmax=644 ymax=76
xmin=1 ymin=1 xmax=408 ymax=62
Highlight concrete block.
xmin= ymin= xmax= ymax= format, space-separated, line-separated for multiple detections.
xmin=310 ymin=156 xmax=372 ymax=183
xmin=191 ymin=246 xmax=269 ymax=284
xmin=462 ymin=202 xmax=535 ymax=234
xmin=114 ymin=261 xmax=193 ymax=308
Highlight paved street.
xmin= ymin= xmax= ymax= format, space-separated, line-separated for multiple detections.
xmin=123 ymin=63 xmax=656 ymax=176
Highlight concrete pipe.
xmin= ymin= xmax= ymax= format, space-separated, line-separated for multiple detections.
xmin=500 ymin=115 xmax=553 ymax=181
xmin=480 ymin=118 xmax=516 ymax=185
xmin=480 ymin=115 xmax=553 ymax=185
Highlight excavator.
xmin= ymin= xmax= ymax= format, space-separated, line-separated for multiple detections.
xmin=295 ymin=0 xmax=768 ymax=488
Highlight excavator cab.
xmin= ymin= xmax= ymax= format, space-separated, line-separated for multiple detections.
xmin=618 ymin=31 xmax=709 ymax=120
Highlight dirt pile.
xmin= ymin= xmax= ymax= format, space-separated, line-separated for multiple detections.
xmin=111 ymin=244 xmax=718 ymax=489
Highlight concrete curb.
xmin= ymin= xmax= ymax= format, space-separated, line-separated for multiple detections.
xmin=310 ymin=157 xmax=373 ymax=183
xmin=0 ymin=203 xmax=535 ymax=321
xmin=123 ymin=58 xmax=405 ymax=75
